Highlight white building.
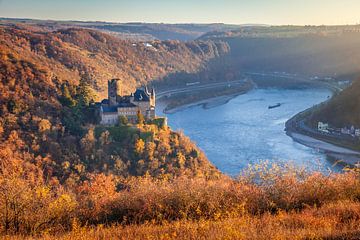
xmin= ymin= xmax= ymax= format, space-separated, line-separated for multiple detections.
xmin=318 ymin=122 xmax=329 ymax=133
xmin=341 ymin=127 xmax=351 ymax=135
xmin=355 ymin=129 xmax=360 ymax=137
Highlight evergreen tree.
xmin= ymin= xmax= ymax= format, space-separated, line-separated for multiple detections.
xmin=59 ymin=83 xmax=76 ymax=107
xmin=77 ymin=75 xmax=96 ymax=107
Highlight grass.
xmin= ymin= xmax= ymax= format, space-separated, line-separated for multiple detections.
xmin=95 ymin=125 xmax=138 ymax=142
xmin=4 ymin=201 xmax=360 ymax=239
xmin=95 ymin=122 xmax=159 ymax=143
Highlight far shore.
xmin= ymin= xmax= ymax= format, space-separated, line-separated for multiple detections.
xmin=162 ymin=92 xmax=243 ymax=114
xmin=157 ymin=79 xmax=254 ymax=114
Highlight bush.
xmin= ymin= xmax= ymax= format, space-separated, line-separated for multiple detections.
xmin=74 ymin=166 xmax=360 ymax=225
xmin=0 ymin=160 xmax=76 ymax=235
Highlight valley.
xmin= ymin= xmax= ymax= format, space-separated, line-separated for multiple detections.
xmin=2 ymin=17 xmax=360 ymax=239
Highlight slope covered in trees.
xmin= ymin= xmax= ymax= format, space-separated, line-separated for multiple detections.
xmin=0 ymin=26 xmax=229 ymax=99
xmin=0 ymin=24 xmax=224 ymax=178
xmin=0 ymin=23 xmax=224 ymax=203
xmin=0 ymin=24 xmax=229 ymax=236
xmin=309 ymin=78 xmax=360 ymax=128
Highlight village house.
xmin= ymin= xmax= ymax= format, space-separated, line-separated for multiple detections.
xmin=100 ymin=79 xmax=156 ymax=125
xmin=318 ymin=122 xmax=329 ymax=133
xmin=317 ymin=122 xmax=360 ymax=139
xmin=355 ymin=129 xmax=360 ymax=137
xmin=341 ymin=127 xmax=351 ymax=135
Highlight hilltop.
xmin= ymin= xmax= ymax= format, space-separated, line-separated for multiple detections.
xmin=0 ymin=18 xmax=241 ymax=41
xmin=0 ymin=25 xmax=229 ymax=99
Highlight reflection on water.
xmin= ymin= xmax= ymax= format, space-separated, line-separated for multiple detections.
xmin=158 ymin=88 xmax=343 ymax=176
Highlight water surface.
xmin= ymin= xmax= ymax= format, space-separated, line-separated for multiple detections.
xmin=158 ymin=88 xmax=342 ymax=176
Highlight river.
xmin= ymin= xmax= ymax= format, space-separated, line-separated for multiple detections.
xmin=157 ymin=88 xmax=344 ymax=176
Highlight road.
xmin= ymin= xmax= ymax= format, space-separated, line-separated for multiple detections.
xmin=156 ymin=79 xmax=250 ymax=99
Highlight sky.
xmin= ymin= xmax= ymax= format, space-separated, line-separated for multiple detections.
xmin=0 ymin=0 xmax=360 ymax=25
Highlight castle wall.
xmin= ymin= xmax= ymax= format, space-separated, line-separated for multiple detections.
xmin=100 ymin=113 xmax=118 ymax=125
xmin=132 ymin=101 xmax=152 ymax=119
xmin=118 ymin=107 xmax=138 ymax=117
xmin=101 ymin=79 xmax=157 ymax=125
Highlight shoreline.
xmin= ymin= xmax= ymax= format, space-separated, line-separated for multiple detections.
xmin=285 ymin=108 xmax=360 ymax=167
xmin=162 ymin=92 xmax=244 ymax=114
xmin=283 ymin=79 xmax=360 ymax=167
xmin=157 ymin=80 xmax=254 ymax=114
xmin=287 ymin=132 xmax=360 ymax=166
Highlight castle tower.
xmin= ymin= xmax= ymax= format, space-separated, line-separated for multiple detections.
xmin=151 ymin=88 xmax=156 ymax=107
xmin=108 ymin=79 xmax=122 ymax=106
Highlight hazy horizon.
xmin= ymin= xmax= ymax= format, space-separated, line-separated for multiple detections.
xmin=1 ymin=0 xmax=360 ymax=26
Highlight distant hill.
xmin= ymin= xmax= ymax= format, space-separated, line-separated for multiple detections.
xmin=0 ymin=18 xmax=242 ymax=41
xmin=200 ymin=25 xmax=360 ymax=80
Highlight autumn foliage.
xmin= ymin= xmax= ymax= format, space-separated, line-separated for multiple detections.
xmin=2 ymin=25 xmax=360 ymax=239
xmin=1 ymin=158 xmax=360 ymax=238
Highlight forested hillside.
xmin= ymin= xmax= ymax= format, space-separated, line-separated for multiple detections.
xmin=2 ymin=24 xmax=360 ymax=239
xmin=0 ymin=25 xmax=226 ymax=235
xmin=309 ymin=78 xmax=360 ymax=127
xmin=0 ymin=26 xmax=229 ymax=98
xmin=201 ymin=26 xmax=360 ymax=79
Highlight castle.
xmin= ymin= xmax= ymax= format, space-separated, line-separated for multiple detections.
xmin=100 ymin=79 xmax=156 ymax=125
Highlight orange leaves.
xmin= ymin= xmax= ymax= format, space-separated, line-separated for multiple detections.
xmin=76 ymin=173 xmax=118 ymax=223
xmin=134 ymin=139 xmax=145 ymax=156
xmin=38 ymin=119 xmax=52 ymax=133
xmin=80 ymin=128 xmax=96 ymax=158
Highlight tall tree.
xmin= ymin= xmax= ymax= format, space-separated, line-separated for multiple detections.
xmin=77 ymin=75 xmax=96 ymax=107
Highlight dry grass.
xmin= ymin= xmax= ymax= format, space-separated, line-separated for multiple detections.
xmin=3 ymin=200 xmax=360 ymax=240
xmin=2 ymin=163 xmax=360 ymax=239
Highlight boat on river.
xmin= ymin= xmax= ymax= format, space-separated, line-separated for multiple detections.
xmin=268 ymin=103 xmax=281 ymax=109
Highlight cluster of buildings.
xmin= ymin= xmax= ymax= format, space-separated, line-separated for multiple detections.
xmin=99 ymin=79 xmax=156 ymax=125
xmin=318 ymin=122 xmax=360 ymax=138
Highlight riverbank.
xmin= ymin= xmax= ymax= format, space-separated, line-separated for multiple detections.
xmin=286 ymin=107 xmax=360 ymax=167
xmin=163 ymin=92 xmax=245 ymax=114
xmin=157 ymin=73 xmax=345 ymax=114
xmin=158 ymin=80 xmax=255 ymax=113
xmin=288 ymin=132 xmax=360 ymax=166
